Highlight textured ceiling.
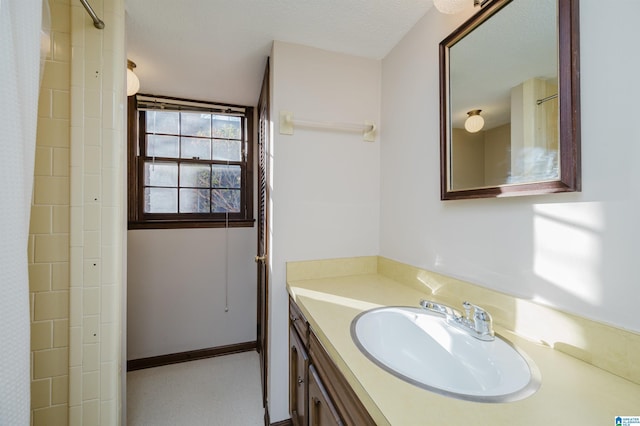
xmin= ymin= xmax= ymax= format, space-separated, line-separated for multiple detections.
xmin=125 ymin=0 xmax=434 ymax=106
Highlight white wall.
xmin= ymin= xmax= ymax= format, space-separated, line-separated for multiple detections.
xmin=268 ymin=41 xmax=381 ymax=422
xmin=127 ymin=227 xmax=257 ymax=359
xmin=381 ymin=2 xmax=640 ymax=333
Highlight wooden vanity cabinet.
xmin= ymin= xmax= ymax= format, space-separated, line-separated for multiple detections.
xmin=289 ymin=297 xmax=376 ymax=426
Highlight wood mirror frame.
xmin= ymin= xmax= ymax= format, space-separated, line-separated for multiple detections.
xmin=439 ymin=0 xmax=580 ymax=200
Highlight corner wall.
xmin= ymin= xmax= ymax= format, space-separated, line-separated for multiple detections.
xmin=68 ymin=0 xmax=126 ymax=423
xmin=268 ymin=41 xmax=381 ymax=422
xmin=380 ymin=2 xmax=640 ymax=332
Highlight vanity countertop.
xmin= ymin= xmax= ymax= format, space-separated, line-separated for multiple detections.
xmin=287 ymin=273 xmax=640 ymax=426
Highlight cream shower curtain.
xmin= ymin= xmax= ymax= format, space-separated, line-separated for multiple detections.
xmin=0 ymin=0 xmax=45 ymax=423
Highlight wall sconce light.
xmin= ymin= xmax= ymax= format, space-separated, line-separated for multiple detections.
xmin=127 ymin=59 xmax=140 ymax=96
xmin=464 ymin=110 xmax=484 ymax=133
xmin=433 ymin=0 xmax=488 ymax=14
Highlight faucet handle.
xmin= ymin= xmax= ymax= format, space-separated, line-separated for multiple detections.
xmin=468 ymin=303 xmax=493 ymax=336
xmin=462 ymin=301 xmax=472 ymax=321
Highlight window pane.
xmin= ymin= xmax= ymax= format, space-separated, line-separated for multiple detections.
xmin=181 ymin=112 xmax=211 ymax=137
xmin=147 ymin=135 xmax=179 ymax=158
xmin=144 ymin=187 xmax=177 ymax=213
xmin=212 ymin=165 xmax=241 ymax=189
xmin=212 ymin=115 xmax=241 ymax=139
xmin=180 ymin=189 xmax=211 ymax=213
xmin=212 ymin=139 xmax=241 ymax=162
xmin=211 ymin=189 xmax=240 ymax=213
xmin=144 ymin=162 xmax=178 ymax=187
xmin=180 ymin=164 xmax=211 ymax=188
xmin=181 ymin=137 xmax=211 ymax=159
xmin=147 ymin=111 xmax=179 ymax=134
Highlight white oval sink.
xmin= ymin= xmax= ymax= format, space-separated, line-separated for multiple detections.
xmin=351 ymin=306 xmax=540 ymax=402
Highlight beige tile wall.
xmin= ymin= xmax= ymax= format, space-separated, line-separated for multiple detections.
xmin=30 ymin=0 xmax=125 ymax=424
xmin=30 ymin=0 xmax=72 ymax=424
xmin=69 ymin=0 xmax=125 ymax=424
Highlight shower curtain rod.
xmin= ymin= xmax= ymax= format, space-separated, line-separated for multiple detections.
xmin=79 ymin=0 xmax=105 ymax=29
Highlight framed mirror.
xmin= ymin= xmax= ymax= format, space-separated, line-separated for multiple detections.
xmin=440 ymin=0 xmax=580 ymax=200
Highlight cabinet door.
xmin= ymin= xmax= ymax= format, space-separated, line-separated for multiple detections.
xmin=290 ymin=327 xmax=308 ymax=426
xmin=308 ymin=365 xmax=343 ymax=426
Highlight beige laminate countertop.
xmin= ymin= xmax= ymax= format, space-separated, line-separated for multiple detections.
xmin=287 ymin=273 xmax=640 ymax=426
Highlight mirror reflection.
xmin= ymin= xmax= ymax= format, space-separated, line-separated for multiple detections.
xmin=449 ymin=0 xmax=558 ymax=191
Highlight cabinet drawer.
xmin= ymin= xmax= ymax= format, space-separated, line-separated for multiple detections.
xmin=309 ymin=331 xmax=376 ymax=426
xmin=289 ymin=297 xmax=309 ymax=345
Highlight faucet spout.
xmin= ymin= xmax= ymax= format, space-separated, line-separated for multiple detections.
xmin=419 ymin=299 xmax=494 ymax=341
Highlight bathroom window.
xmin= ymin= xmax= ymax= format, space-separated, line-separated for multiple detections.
xmin=128 ymin=95 xmax=254 ymax=229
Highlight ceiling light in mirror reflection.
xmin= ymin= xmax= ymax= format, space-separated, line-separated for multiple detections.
xmin=533 ymin=203 xmax=604 ymax=306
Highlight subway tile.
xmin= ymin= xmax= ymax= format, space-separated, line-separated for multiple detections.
xmin=84 ymin=175 xmax=101 ymax=204
xmin=83 ymin=315 xmax=100 ymax=344
xmin=101 ymin=399 xmax=116 ymax=425
xmin=83 ymin=343 xmax=100 ymax=372
xmin=100 ymin=323 xmax=114 ymax=361
xmin=53 ymin=147 xmax=70 ymax=177
xmin=83 ymin=287 xmax=100 ymax=315
xmin=83 ymin=260 xmax=100 ymax=287
xmin=33 ymin=404 xmax=68 ymax=426
xmin=29 ymin=263 xmax=52 ymax=292
xmin=100 ymin=207 xmax=118 ymax=247
xmin=52 ymin=262 xmax=69 ymax=290
xmin=85 ymin=23 xmax=104 ymax=63
xmin=69 ymin=287 xmax=82 ymax=327
xmin=31 ymin=321 xmax=53 ymax=350
xmin=70 ymin=88 xmax=84 ymax=127
xmin=34 ymin=234 xmax=69 ymax=262
xmin=101 ymin=131 xmax=121 ymax=169
xmin=69 ymin=326 xmax=82 ymax=366
xmin=53 ymin=319 xmax=69 ymax=347
xmin=42 ymin=60 xmax=70 ymax=91
xmin=69 ymin=366 xmax=82 ymax=406
xmin=84 ymin=117 xmax=102 ymax=146
xmin=100 ymin=362 xmax=116 ymax=399
xmin=33 ymin=347 xmax=68 ymax=379
xmin=34 ymin=146 xmax=52 ymax=176
xmin=52 ymin=31 xmax=71 ymax=63
xmin=100 ymin=285 xmax=116 ymax=324
xmin=31 ymin=378 xmax=51 ymax=409
xmin=84 ymin=89 xmax=102 ymax=118
xmin=52 ymin=205 xmax=70 ymax=234
xmin=38 ymin=88 xmax=52 ymax=118
xmin=70 ymin=167 xmax=83 ymax=208
xmin=84 ymin=204 xmax=101 ymax=231
xmin=102 ymin=89 xmax=115 ymax=129
xmin=101 ymin=168 xmax=120 ymax=207
xmin=51 ymin=375 xmax=69 ymax=405
xmin=70 ymin=247 xmax=84 ymax=287
xmin=82 ymin=399 xmax=100 ymax=426
xmin=50 ymin=2 xmax=70 ymax=33
xmin=84 ymin=145 xmax=102 ymax=175
xmin=70 ymin=127 xmax=83 ymax=167
xmin=84 ymin=61 xmax=102 ymax=91
xmin=70 ymin=7 xmax=85 ymax=48
xmin=34 ymin=290 xmax=69 ymax=320
xmin=52 ymin=90 xmax=70 ymax=120
xmin=83 ymin=231 xmax=101 ymax=259
xmin=69 ymin=405 xmax=81 ymax=426
xmin=82 ymin=371 xmax=100 ymax=401
xmin=29 ymin=205 xmax=52 ymax=235
xmin=33 ymin=176 xmax=70 ymax=205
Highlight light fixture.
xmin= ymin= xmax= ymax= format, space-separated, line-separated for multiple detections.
xmin=127 ymin=59 xmax=140 ymax=96
xmin=464 ymin=110 xmax=484 ymax=133
xmin=433 ymin=0 xmax=488 ymax=14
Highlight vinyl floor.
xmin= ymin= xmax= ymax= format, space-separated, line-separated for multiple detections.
xmin=127 ymin=351 xmax=264 ymax=426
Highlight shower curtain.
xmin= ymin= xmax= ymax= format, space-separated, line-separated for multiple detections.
xmin=0 ymin=0 xmax=45 ymax=423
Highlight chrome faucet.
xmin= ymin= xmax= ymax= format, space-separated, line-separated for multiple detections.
xmin=420 ymin=299 xmax=495 ymax=341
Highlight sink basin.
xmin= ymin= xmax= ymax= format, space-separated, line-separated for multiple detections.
xmin=351 ymin=306 xmax=540 ymax=402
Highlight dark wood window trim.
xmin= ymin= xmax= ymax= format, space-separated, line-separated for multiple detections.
xmin=127 ymin=95 xmax=255 ymax=230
